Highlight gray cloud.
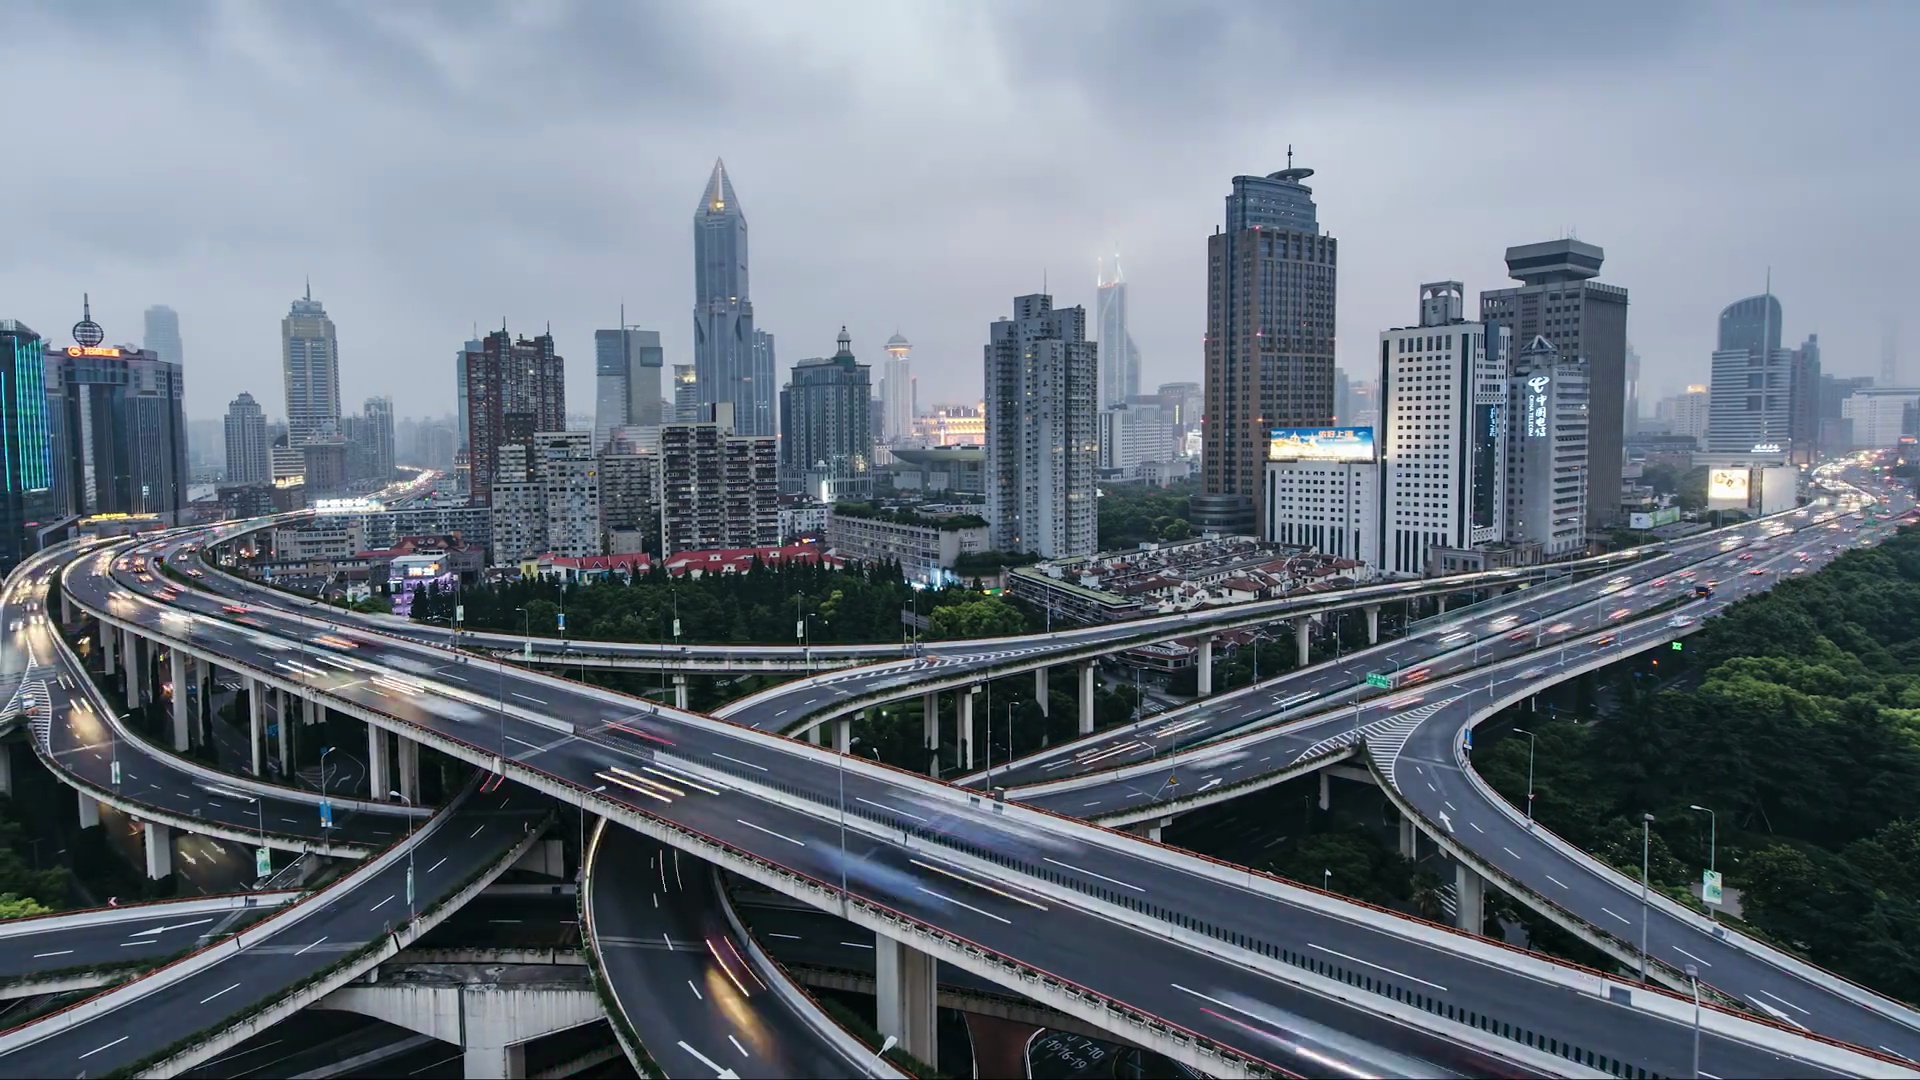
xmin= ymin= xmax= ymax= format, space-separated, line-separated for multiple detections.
xmin=2 ymin=0 xmax=1915 ymax=428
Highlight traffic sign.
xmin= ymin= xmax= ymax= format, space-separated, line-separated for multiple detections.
xmin=405 ymin=864 xmax=416 ymax=907
xmin=1702 ymin=869 xmax=1724 ymax=907
xmin=110 ymin=759 xmax=121 ymax=786
xmin=557 ymin=612 xmax=567 ymax=633
xmin=1365 ymin=673 xmax=1392 ymax=689
xmin=1463 ymin=728 xmax=1473 ymax=751
xmin=1671 ymin=641 xmax=1684 ymax=651
xmin=256 ymin=845 xmax=272 ymax=878
xmin=319 ymin=801 xmax=333 ymax=829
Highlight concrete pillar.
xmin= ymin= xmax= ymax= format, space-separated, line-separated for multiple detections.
xmin=805 ymin=724 xmax=821 ymax=745
xmin=169 ymin=650 xmax=191 ymax=752
xmin=396 ymin=735 xmax=420 ymax=802
xmin=246 ymin=677 xmax=264 ymax=776
xmin=1438 ymin=595 xmax=1448 ymax=615
xmin=462 ymin=1043 xmax=527 ymax=1079
xmin=125 ymin=632 xmax=145 ymax=708
xmin=143 ymin=821 xmax=173 ymax=880
xmin=194 ymin=657 xmax=212 ymax=727
xmin=874 ymin=934 xmax=938 ymax=1069
xmin=672 ymin=674 xmax=688 ymax=710
xmin=1399 ymin=814 xmax=1417 ymax=860
xmin=832 ymin=717 xmax=850 ymax=753
xmin=1318 ymin=769 xmax=1330 ymax=811
xmin=368 ymin=724 xmax=390 ymax=801
xmin=923 ymin=692 xmax=939 ymax=777
xmin=0 ymin=742 xmax=11 ymax=798
xmin=1295 ymin=618 xmax=1311 ymax=668
xmin=960 ymin=688 xmax=976 ymax=770
xmin=1133 ymin=816 xmax=1171 ymax=842
xmin=1078 ymin=660 xmax=1096 ymax=735
xmin=1034 ymin=667 xmax=1049 ymax=716
xmin=1365 ymin=604 xmax=1381 ymax=645
xmin=102 ymin=626 xmax=117 ymax=676
xmin=278 ymin=691 xmax=295 ymax=775
xmin=77 ymin=791 xmax=100 ymax=829
xmin=1455 ymin=862 xmax=1485 ymax=934
xmin=1197 ymin=637 xmax=1213 ymax=697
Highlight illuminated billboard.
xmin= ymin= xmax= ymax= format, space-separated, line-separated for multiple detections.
xmin=1268 ymin=426 xmax=1376 ymax=463
xmin=1708 ymin=468 xmax=1751 ymax=509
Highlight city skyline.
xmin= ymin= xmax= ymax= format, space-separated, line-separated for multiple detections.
xmin=2 ymin=4 xmax=1914 ymax=424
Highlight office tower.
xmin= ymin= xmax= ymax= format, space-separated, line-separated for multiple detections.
xmin=672 ymin=364 xmax=700 ymax=422
xmin=1264 ymin=446 xmax=1377 ymax=566
xmin=223 ymin=392 xmax=271 ymax=485
xmin=455 ymin=337 xmax=480 ymax=451
xmin=1505 ymin=336 xmax=1589 ymax=559
xmin=594 ymin=318 xmax=665 ymax=451
xmin=658 ymin=407 xmax=777 ymax=554
xmin=1098 ymin=399 xmax=1179 ymax=471
xmin=302 ymin=438 xmax=349 ymax=497
xmin=693 ymin=160 xmax=772 ymax=437
xmin=1841 ymin=388 xmax=1920 ymax=448
xmin=1818 ymin=373 xmax=1874 ymax=451
xmin=1622 ymin=343 xmax=1640 ymax=437
xmin=460 ymin=327 xmax=565 ymax=505
xmin=1788 ymin=334 xmax=1821 ymax=464
xmin=537 ymin=430 xmax=601 ymax=558
xmin=282 ymin=283 xmax=341 ymax=448
xmin=143 ymin=305 xmax=182 ymax=368
xmin=1479 ymin=239 xmax=1628 ymax=528
xmin=880 ymin=333 xmax=915 ymax=443
xmin=1706 ymin=292 xmax=1794 ymax=455
xmin=984 ymin=294 xmax=1098 ymax=557
xmin=1655 ymin=386 xmax=1710 ymax=442
xmin=48 ymin=312 xmax=188 ymax=522
xmin=1378 ymin=282 xmax=1510 ymax=577
xmin=0 ymin=321 xmax=53 ymax=569
xmin=1156 ymin=381 xmax=1202 ymax=440
xmin=343 ymin=395 xmax=397 ymax=483
xmin=1095 ymin=253 xmax=1142 ymax=409
xmin=779 ymin=327 xmax=872 ymax=499
xmin=1199 ymin=155 xmax=1338 ymax=534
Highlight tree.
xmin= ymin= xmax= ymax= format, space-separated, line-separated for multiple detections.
xmin=929 ymin=598 xmax=1028 ymax=640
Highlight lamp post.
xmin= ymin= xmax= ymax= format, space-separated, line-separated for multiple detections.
xmin=1514 ymin=728 xmax=1537 ymax=830
xmin=1690 ymin=803 xmax=1717 ymax=921
xmin=1686 ymin=963 xmax=1702 ymax=1078
xmin=1640 ymin=812 xmax=1655 ymax=981
xmin=394 ymin=790 xmax=416 ymax=923
xmin=1323 ymin=868 xmax=1332 ymax=892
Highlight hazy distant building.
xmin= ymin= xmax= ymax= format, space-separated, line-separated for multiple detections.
xmin=341 ymin=396 xmax=395 ymax=485
xmin=281 ymin=284 xmax=341 ymax=449
xmin=1480 ymin=239 xmax=1629 ymax=528
xmin=1098 ymin=398 xmax=1179 ymax=472
xmin=0 ymin=321 xmax=53 ymax=569
xmin=693 ymin=159 xmax=774 ymax=437
xmin=1789 ymin=334 xmax=1821 ymax=465
xmin=223 ymin=392 xmax=271 ymax=486
xmin=1706 ymin=293 xmax=1794 ymax=455
xmin=302 ymin=438 xmax=349 ymax=498
xmin=984 ymin=294 xmax=1097 ymax=558
xmin=879 ymin=333 xmax=915 ymax=443
xmin=1200 ymin=156 xmax=1337 ymax=534
xmin=1095 ymin=253 xmax=1142 ymax=409
xmin=143 ymin=305 xmax=182 ymax=368
xmin=1842 ymin=387 xmax=1920 ymax=448
xmin=778 ymin=327 xmax=872 ymax=500
xmin=1818 ymin=373 xmax=1874 ymax=451
xmin=1655 ymin=386 xmax=1710 ymax=443
xmin=672 ymin=364 xmax=700 ymax=422
xmin=460 ymin=328 xmax=565 ymax=505
xmin=594 ymin=322 xmax=665 ymax=451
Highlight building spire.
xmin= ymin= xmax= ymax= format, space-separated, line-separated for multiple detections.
xmin=304 ymin=276 xmax=311 ymax=302
xmin=700 ymin=158 xmax=738 ymax=214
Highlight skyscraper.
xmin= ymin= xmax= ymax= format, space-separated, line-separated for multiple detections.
xmin=0 ymin=320 xmax=53 ymax=569
xmin=281 ymin=283 xmax=341 ymax=448
xmin=1705 ymin=292 xmax=1793 ymax=455
xmin=143 ymin=305 xmax=182 ymax=368
xmin=693 ymin=160 xmax=773 ymax=437
xmin=1789 ymin=333 xmax=1821 ymax=465
xmin=985 ymin=294 xmax=1098 ymax=558
xmin=223 ymin=391 xmax=270 ymax=485
xmin=880 ymin=332 xmax=915 ymax=444
xmin=1095 ymin=253 xmax=1141 ymax=409
xmin=672 ymin=364 xmax=699 ymax=422
xmin=1199 ymin=156 xmax=1338 ymax=534
xmin=1479 ymin=239 xmax=1629 ymax=529
xmin=779 ymin=327 xmax=872 ymax=499
xmin=360 ymin=395 xmax=396 ymax=481
xmin=594 ymin=320 xmax=665 ymax=450
xmin=1505 ymin=335 xmax=1589 ymax=560
xmin=460 ymin=327 xmax=565 ymax=505
xmin=48 ymin=326 xmax=188 ymax=522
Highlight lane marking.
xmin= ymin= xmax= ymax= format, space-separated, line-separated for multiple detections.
xmin=729 ymin=1034 xmax=749 ymax=1058
xmin=1043 ymin=856 xmax=1145 ymax=893
xmin=511 ymin=692 xmax=548 ymax=705
xmin=1600 ymin=907 xmax=1630 ymax=924
xmin=918 ymin=886 xmax=1011 ymax=924
xmin=371 ymin=894 xmax=396 ymax=911
xmin=1469 ymin=822 xmax=1484 ymax=833
xmin=840 ymin=941 xmax=874 ymax=949
xmin=296 ymin=936 xmax=328 ymax=956
xmin=1545 ymin=874 xmax=1569 ymax=889
xmin=1671 ymin=944 xmax=1712 ymax=969
xmin=32 ymin=949 xmax=72 ymax=958
xmin=713 ymin=752 xmax=768 ymax=772
xmin=911 ymin=859 xmax=1048 ymax=911
xmin=686 ymin=979 xmax=703 ymax=1000
xmin=855 ymin=796 xmax=926 ymax=822
xmin=1501 ymin=847 xmax=1521 ymax=861
xmin=428 ymin=857 xmax=448 ymax=873
xmin=767 ymin=932 xmax=801 ymax=940
xmin=1308 ymin=943 xmax=1448 ymax=991
xmin=79 ymin=1035 xmax=130 ymax=1060
xmin=736 ymin=819 xmax=806 ymax=847
xmin=1757 ymin=988 xmax=1809 ymax=1015
xmin=200 ymin=981 xmax=241 ymax=1005
xmin=677 ymin=1041 xmax=730 ymax=1076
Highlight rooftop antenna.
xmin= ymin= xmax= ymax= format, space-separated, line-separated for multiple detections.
xmin=304 ymin=276 xmax=311 ymax=302
xmin=1286 ymin=144 xmax=1293 ymax=170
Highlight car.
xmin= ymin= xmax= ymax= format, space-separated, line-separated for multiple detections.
xmin=1651 ymin=577 xmax=1669 ymax=587
xmin=1790 ymin=567 xmax=1807 ymax=575
xmin=1748 ymin=568 xmax=1767 ymax=576
xmin=1506 ymin=629 xmax=1531 ymax=642
xmin=1608 ymin=607 xmax=1631 ymax=620
xmin=1736 ymin=552 xmax=1755 ymax=562
xmin=1591 ymin=634 xmax=1616 ymax=647
xmin=1667 ymin=615 xmax=1696 ymax=628
xmin=1547 ymin=621 xmax=1574 ymax=634
xmin=222 ymin=604 xmax=249 ymax=614
xmin=1404 ymin=667 xmax=1432 ymax=684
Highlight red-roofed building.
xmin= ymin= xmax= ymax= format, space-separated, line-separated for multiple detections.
xmin=661 ymin=543 xmax=844 ymax=579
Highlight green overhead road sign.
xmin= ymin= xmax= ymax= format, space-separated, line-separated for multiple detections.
xmin=1365 ymin=673 xmax=1393 ymax=689
xmin=1671 ymin=641 xmax=1684 ymax=651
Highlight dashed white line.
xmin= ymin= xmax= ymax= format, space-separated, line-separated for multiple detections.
xmin=919 ymin=886 xmax=1012 ymax=924
xmin=686 ymin=979 xmax=703 ymax=1000
xmin=1308 ymin=943 xmax=1448 ymax=991
xmin=1501 ymin=847 xmax=1521 ymax=860
xmin=729 ymin=1034 xmax=749 ymax=1057
xmin=79 ymin=1035 xmax=129 ymax=1060
xmin=736 ymin=819 xmax=806 ymax=847
xmin=713 ymin=752 xmax=768 ymax=772
xmin=296 ymin=936 xmax=329 ymax=955
xmin=1469 ymin=822 xmax=1484 ymax=833
xmin=371 ymin=893 xmax=396 ymax=911
xmin=200 ymin=981 xmax=241 ymax=1004
xmin=1545 ymin=874 xmax=1569 ymax=889
xmin=1600 ymin=907 xmax=1630 ymax=925
xmin=1671 ymin=945 xmax=1712 ymax=969
xmin=510 ymin=692 xmax=548 ymax=705
xmin=1043 ymin=856 xmax=1145 ymax=893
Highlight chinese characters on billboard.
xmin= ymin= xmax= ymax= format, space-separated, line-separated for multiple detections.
xmin=1268 ymin=427 xmax=1376 ymax=463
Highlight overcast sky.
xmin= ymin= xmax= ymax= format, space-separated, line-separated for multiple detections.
xmin=5 ymin=1 xmax=1916 ymax=423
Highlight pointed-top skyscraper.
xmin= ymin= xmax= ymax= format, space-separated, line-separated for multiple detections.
xmin=1095 ymin=251 xmax=1141 ymax=409
xmin=693 ymin=159 xmax=772 ymax=436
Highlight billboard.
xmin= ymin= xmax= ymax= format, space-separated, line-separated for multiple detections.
xmin=1268 ymin=426 xmax=1376 ymax=463
xmin=1628 ymin=507 xmax=1683 ymax=530
xmin=1708 ymin=468 xmax=1751 ymax=509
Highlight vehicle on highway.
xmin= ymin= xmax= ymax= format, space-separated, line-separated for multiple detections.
xmin=1590 ymin=634 xmax=1616 ymax=647
xmin=222 ymin=604 xmax=248 ymax=614
xmin=1693 ymin=584 xmax=1714 ymax=598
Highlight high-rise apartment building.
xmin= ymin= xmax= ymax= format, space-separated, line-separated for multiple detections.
xmin=340 ymin=395 xmax=396 ymax=485
xmin=143 ymin=305 xmax=183 ymax=368
xmin=984 ymin=294 xmax=1098 ymax=558
xmin=0 ymin=321 xmax=53 ymax=569
xmin=490 ymin=443 xmax=543 ymax=564
xmin=594 ymin=320 xmax=665 ymax=451
xmin=1505 ymin=336 xmax=1589 ymax=559
xmin=1098 ymin=399 xmax=1179 ymax=472
xmin=693 ymin=160 xmax=774 ymax=437
xmin=779 ymin=327 xmax=872 ymax=499
xmin=1378 ymin=282 xmax=1509 ymax=577
xmin=1655 ymin=386 xmax=1710 ymax=443
xmin=1200 ymin=157 xmax=1338 ymax=534
xmin=658 ymin=405 xmax=777 ymax=554
xmin=223 ymin=391 xmax=271 ymax=485
xmin=281 ymin=284 xmax=341 ymax=448
xmin=1479 ymin=239 xmax=1628 ymax=528
xmin=1789 ymin=334 xmax=1821 ymax=465
xmin=48 ymin=337 xmax=188 ymax=522
xmin=598 ymin=450 xmax=656 ymax=554
xmin=460 ymin=328 xmax=565 ymax=505
xmin=538 ymin=430 xmax=601 ymax=559
xmin=880 ymin=333 xmax=915 ymax=443
xmin=1095 ymin=253 xmax=1141 ymax=409
xmin=1706 ymin=293 xmax=1795 ymax=455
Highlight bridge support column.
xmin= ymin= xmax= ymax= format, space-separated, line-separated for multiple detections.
xmin=1318 ymin=770 xmax=1330 ymax=811
xmin=1131 ymin=816 xmax=1171 ymax=843
xmin=125 ymin=631 xmax=145 ymax=708
xmin=1295 ymin=619 xmax=1311 ymax=668
xmin=77 ymin=791 xmax=100 ymax=829
xmin=1197 ymin=637 xmax=1213 ymax=696
xmin=143 ymin=821 xmax=173 ymax=880
xmin=874 ymin=933 xmax=938 ymax=1070
xmin=672 ymin=674 xmax=688 ymax=711
xmin=278 ymin=691 xmax=295 ymax=775
xmin=1365 ymin=604 xmax=1381 ymax=645
xmin=1035 ymin=667 xmax=1048 ymax=715
xmin=462 ymin=1043 xmax=526 ymax=1079
xmin=368 ymin=724 xmax=390 ymax=800
xmin=246 ymin=677 xmax=264 ymax=776
xmin=832 ymin=717 xmax=850 ymax=753
xmin=1078 ymin=660 xmax=1095 ymax=735
xmin=102 ymin=625 xmax=117 ymax=676
xmin=1399 ymin=814 xmax=1417 ymax=860
xmin=1455 ymin=862 xmax=1484 ymax=934
xmin=396 ymin=735 xmax=420 ymax=802
xmin=922 ymin=692 xmax=938 ymax=776
xmin=805 ymin=724 xmax=821 ymax=745
xmin=960 ymin=688 xmax=976 ymax=770
xmin=1437 ymin=595 xmax=1448 ymax=614
xmin=169 ymin=650 xmax=191 ymax=751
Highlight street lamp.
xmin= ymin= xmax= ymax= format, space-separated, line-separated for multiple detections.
xmin=1686 ymin=963 xmax=1702 ymax=1079
xmin=1690 ymin=803 xmax=1717 ymax=922
xmin=1513 ymin=728 xmax=1537 ymax=830
xmin=319 ymin=745 xmax=335 ymax=798
xmin=393 ymin=790 xmax=416 ymax=923
xmin=1640 ymin=812 xmax=1655 ymax=981
xmin=1323 ymin=868 xmax=1332 ymax=892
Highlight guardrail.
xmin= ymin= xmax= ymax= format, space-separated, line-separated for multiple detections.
xmin=577 ymin=817 xmax=666 ymax=1079
xmin=0 ymin=891 xmax=299 ymax=942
